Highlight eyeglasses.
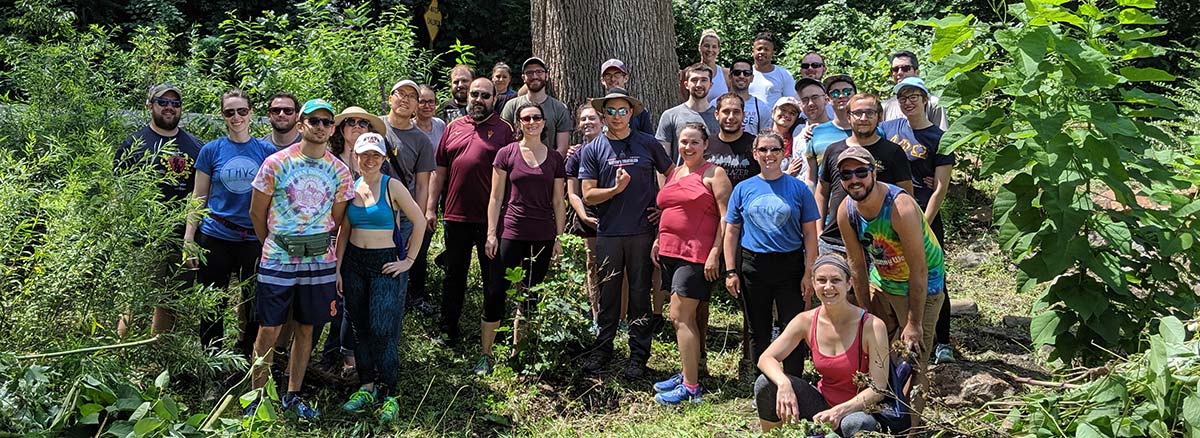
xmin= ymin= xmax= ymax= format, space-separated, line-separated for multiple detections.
xmin=418 ymin=99 xmax=437 ymax=106
xmin=345 ymin=118 xmax=371 ymax=129
xmin=731 ymin=69 xmax=753 ymax=77
xmin=469 ymin=91 xmax=493 ymax=99
xmin=800 ymin=62 xmax=825 ymax=69
xmin=755 ymin=147 xmax=783 ymax=154
xmin=307 ymin=117 xmax=335 ymax=128
xmin=268 ymin=107 xmax=296 ymax=116
xmin=152 ymin=97 xmax=182 ymax=108
xmin=828 ymin=88 xmax=856 ymax=98
xmin=222 ymin=108 xmax=250 ymax=118
xmin=891 ymin=65 xmax=915 ymax=74
xmin=605 ymin=107 xmax=630 ymax=116
xmin=849 ymin=109 xmax=879 ymax=119
xmin=898 ymin=94 xmax=924 ymax=104
xmin=523 ymin=69 xmax=548 ymax=77
xmin=394 ymin=91 xmax=418 ymax=100
xmin=799 ymin=95 xmax=825 ymax=105
xmin=839 ymin=166 xmax=875 ymax=181
xmin=519 ymin=114 xmax=545 ymax=122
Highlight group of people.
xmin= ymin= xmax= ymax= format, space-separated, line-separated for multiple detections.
xmin=114 ymin=28 xmax=957 ymax=434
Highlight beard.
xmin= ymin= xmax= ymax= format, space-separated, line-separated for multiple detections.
xmin=526 ymin=79 xmax=546 ymax=93
xmin=690 ymin=87 xmax=709 ymax=99
xmin=270 ymin=119 xmax=296 ymax=133
xmin=152 ymin=111 xmax=179 ymax=131
xmin=453 ymin=88 xmax=468 ymax=102
xmin=847 ymin=179 xmax=875 ymax=201
xmin=469 ymin=102 xmax=493 ymax=122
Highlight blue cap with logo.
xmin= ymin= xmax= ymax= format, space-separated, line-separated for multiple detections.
xmin=893 ymin=77 xmax=929 ymax=95
xmin=301 ymin=98 xmax=335 ymax=115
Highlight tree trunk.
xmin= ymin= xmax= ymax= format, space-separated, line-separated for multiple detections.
xmin=530 ymin=0 xmax=681 ymax=127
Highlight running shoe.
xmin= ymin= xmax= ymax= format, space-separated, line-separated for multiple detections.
xmin=653 ymin=373 xmax=683 ymax=393
xmin=282 ymin=393 xmax=320 ymax=419
xmin=473 ymin=354 xmax=493 ymax=376
xmin=341 ymin=387 xmax=376 ymax=413
xmin=379 ymin=396 xmax=401 ymax=424
xmin=243 ymin=399 xmax=261 ymax=417
xmin=655 ymin=384 xmax=703 ymax=405
xmin=933 ymin=343 xmax=957 ymax=364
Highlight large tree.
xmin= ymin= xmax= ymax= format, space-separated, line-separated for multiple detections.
xmin=530 ymin=0 xmax=681 ymax=126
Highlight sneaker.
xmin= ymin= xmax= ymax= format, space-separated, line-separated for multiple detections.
xmin=933 ymin=343 xmax=956 ymax=364
xmin=282 ymin=393 xmax=320 ymax=419
xmin=473 ymin=355 xmax=493 ymax=376
xmin=341 ymin=387 xmax=376 ymax=413
xmin=243 ymin=399 xmax=261 ymax=417
xmin=379 ymin=396 xmax=400 ymax=424
xmin=655 ymin=383 xmax=703 ymax=405
xmin=622 ymin=362 xmax=647 ymax=380
xmin=653 ymin=373 xmax=683 ymax=393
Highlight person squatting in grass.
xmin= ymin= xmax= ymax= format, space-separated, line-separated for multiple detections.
xmin=754 ymin=253 xmax=906 ymax=435
xmin=723 ymin=131 xmax=820 ymax=378
xmin=335 ymin=132 xmax=427 ymax=424
xmin=185 ymin=88 xmax=276 ymax=356
xmin=650 ymin=122 xmax=732 ymax=404
xmin=479 ymin=102 xmax=567 ymax=375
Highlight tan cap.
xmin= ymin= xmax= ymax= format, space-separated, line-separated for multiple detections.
xmin=836 ymin=146 xmax=876 ymax=167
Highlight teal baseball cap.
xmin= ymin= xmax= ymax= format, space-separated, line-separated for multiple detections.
xmin=301 ymin=98 xmax=335 ymax=115
xmin=893 ymin=77 xmax=929 ymax=95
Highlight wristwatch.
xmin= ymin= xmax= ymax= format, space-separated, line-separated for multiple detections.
xmin=724 ymin=269 xmax=738 ymax=277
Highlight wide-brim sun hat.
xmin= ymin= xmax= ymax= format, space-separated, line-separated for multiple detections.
xmin=590 ymin=90 xmax=644 ymax=116
xmin=334 ymin=106 xmax=387 ymax=134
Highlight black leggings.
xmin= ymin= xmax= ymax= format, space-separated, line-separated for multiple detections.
xmin=440 ymin=221 xmax=492 ymax=337
xmin=929 ymin=212 xmax=951 ymax=345
xmin=483 ymin=239 xmax=554 ymax=323
xmin=740 ymin=248 xmax=807 ymax=376
xmin=196 ymin=232 xmax=260 ymax=356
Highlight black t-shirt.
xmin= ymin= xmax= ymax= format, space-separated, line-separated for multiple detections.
xmin=114 ymin=125 xmax=204 ymax=202
xmin=706 ymin=132 xmax=759 ymax=187
xmin=819 ymin=137 xmax=912 ymax=244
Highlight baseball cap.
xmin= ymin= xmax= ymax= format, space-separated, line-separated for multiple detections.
xmin=894 ymin=76 xmax=930 ymax=95
xmin=390 ymin=79 xmax=419 ymax=95
xmin=795 ymin=77 xmax=825 ymax=94
xmin=301 ymin=99 xmax=335 ymax=116
xmin=147 ymin=83 xmax=180 ymax=101
xmin=353 ymin=132 xmax=387 ymax=156
xmin=600 ymin=58 xmax=627 ymax=76
xmin=522 ymin=57 xmax=548 ymax=72
xmin=837 ymin=146 xmax=876 ymax=168
xmin=823 ymin=74 xmax=857 ymax=92
xmin=773 ymin=97 xmax=801 ymax=111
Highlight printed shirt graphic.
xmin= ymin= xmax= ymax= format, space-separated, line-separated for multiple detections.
xmin=251 ymin=145 xmax=355 ymax=264
xmin=725 ymin=175 xmax=819 ymax=253
xmin=845 ymin=184 xmax=945 ymax=296
xmin=195 ymin=137 xmax=276 ymax=241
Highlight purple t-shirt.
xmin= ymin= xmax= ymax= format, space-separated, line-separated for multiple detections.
xmin=578 ymin=131 xmax=673 ymax=237
xmin=493 ymin=143 xmax=566 ymax=241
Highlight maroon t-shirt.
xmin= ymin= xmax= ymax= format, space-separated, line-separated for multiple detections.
xmin=435 ymin=113 xmax=516 ymax=223
xmin=493 ymin=143 xmax=566 ymax=241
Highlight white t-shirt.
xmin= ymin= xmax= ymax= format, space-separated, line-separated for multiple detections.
xmin=707 ymin=66 xmax=729 ymax=102
xmin=748 ymin=64 xmax=797 ymax=107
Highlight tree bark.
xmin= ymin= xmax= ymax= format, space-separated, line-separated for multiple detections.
xmin=530 ymin=0 xmax=681 ymax=127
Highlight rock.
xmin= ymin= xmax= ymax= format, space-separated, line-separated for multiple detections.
xmin=952 ymin=250 xmax=989 ymax=270
xmin=949 ymin=299 xmax=978 ymax=316
xmin=1003 ymin=315 xmax=1031 ymax=328
xmin=959 ymin=373 xmax=1014 ymax=405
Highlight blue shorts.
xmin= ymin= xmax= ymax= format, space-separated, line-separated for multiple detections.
xmin=256 ymin=261 xmax=339 ymax=326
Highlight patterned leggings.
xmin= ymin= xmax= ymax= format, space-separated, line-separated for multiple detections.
xmin=341 ymin=244 xmax=408 ymax=395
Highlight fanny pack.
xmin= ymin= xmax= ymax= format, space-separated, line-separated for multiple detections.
xmin=273 ymin=232 xmax=331 ymax=257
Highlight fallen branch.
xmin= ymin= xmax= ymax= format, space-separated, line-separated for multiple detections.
xmin=1007 ymin=372 xmax=1082 ymax=389
xmin=17 ymin=335 xmax=161 ymax=360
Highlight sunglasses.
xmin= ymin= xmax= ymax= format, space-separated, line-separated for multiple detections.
xmin=891 ymin=65 xmax=915 ymax=74
xmin=605 ymin=107 xmax=630 ymax=116
xmin=222 ymin=108 xmax=250 ymax=118
xmin=849 ymin=109 xmax=879 ymax=119
xmin=268 ymin=107 xmax=296 ymax=116
xmin=731 ymin=69 xmax=753 ymax=77
xmin=755 ymin=147 xmax=783 ymax=154
xmin=839 ymin=166 xmax=874 ymax=181
xmin=519 ymin=114 xmax=545 ymax=122
xmin=153 ymin=97 xmax=182 ymax=108
xmin=828 ymin=87 xmax=856 ymax=98
xmin=800 ymin=62 xmax=825 ymax=69
xmin=469 ymin=90 xmax=493 ymax=99
xmin=344 ymin=118 xmax=371 ymax=128
xmin=307 ymin=117 xmax=335 ymax=128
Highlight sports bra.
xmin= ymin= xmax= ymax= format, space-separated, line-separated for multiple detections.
xmin=347 ymin=174 xmax=396 ymax=230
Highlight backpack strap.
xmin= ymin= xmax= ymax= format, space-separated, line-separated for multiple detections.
xmin=855 ymin=309 xmax=868 ymax=373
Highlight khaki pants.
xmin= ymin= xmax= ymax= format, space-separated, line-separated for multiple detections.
xmin=868 ymin=287 xmax=945 ymax=361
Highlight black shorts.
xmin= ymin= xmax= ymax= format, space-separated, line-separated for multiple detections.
xmin=255 ymin=261 xmax=339 ymax=326
xmin=659 ymin=255 xmax=712 ymax=301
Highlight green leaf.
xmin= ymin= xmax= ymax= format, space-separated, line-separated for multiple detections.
xmin=1117 ymin=0 xmax=1155 ymax=8
xmin=238 ymin=390 xmax=257 ymax=408
xmin=1183 ymin=389 xmax=1200 ymax=430
xmin=1075 ymin=422 xmax=1106 ymax=438
xmin=132 ymin=417 xmax=162 ymax=436
xmin=129 ymin=401 xmax=150 ymax=421
xmin=1157 ymin=316 xmax=1185 ymax=344
xmin=1119 ymin=88 xmax=1177 ymax=109
xmin=153 ymin=370 xmax=169 ymax=391
xmin=1119 ymin=66 xmax=1176 ymax=82
xmin=1054 ymin=275 xmax=1109 ymax=321
xmin=927 ymin=15 xmax=975 ymax=61
xmin=1058 ymin=39 xmax=1121 ymax=89
xmin=1030 ymin=309 xmax=1067 ymax=345
xmin=1117 ymin=8 xmax=1166 ymax=25
xmin=152 ymin=397 xmax=179 ymax=421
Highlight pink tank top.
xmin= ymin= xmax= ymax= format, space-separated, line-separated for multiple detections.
xmin=655 ymin=163 xmax=719 ymax=264
xmin=809 ymin=307 xmax=870 ymax=407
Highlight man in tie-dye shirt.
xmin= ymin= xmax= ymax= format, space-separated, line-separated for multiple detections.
xmin=247 ymin=99 xmax=355 ymax=419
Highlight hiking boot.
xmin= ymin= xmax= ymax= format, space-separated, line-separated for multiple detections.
xmin=933 ymin=343 xmax=956 ymax=364
xmin=379 ymin=396 xmax=400 ymax=424
xmin=623 ymin=362 xmax=648 ymax=380
xmin=282 ymin=393 xmax=320 ymax=419
xmin=582 ymin=352 xmax=609 ymax=375
xmin=473 ymin=355 xmax=493 ymax=376
xmin=655 ymin=383 xmax=703 ymax=405
xmin=653 ymin=372 xmax=683 ymax=393
xmin=341 ymin=387 xmax=376 ymax=413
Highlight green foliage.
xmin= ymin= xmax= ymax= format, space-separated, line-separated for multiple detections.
xmin=921 ymin=0 xmax=1200 ymax=364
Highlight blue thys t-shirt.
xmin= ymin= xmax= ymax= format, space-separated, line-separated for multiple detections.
xmin=578 ymin=131 xmax=673 ymax=237
xmin=194 ymin=136 xmax=277 ymax=241
xmin=879 ymin=118 xmax=955 ymax=207
xmin=725 ymin=174 xmax=820 ymax=253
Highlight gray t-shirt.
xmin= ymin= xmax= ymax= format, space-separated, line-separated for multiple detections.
xmin=882 ymin=94 xmax=949 ymax=130
xmin=382 ymin=119 xmax=436 ymax=195
xmin=710 ymin=95 xmax=773 ymax=136
xmin=500 ymin=94 xmax=574 ymax=149
xmin=415 ymin=117 xmax=447 ymax=151
xmin=259 ymin=132 xmax=301 ymax=151
xmin=655 ymin=103 xmax=719 ymax=163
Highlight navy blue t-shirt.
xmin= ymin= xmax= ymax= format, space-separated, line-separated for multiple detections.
xmin=725 ymin=175 xmax=820 ymax=253
xmin=578 ymin=130 xmax=672 ymax=237
xmin=879 ymin=118 xmax=955 ymax=207
xmin=114 ymin=125 xmax=204 ymax=202
xmin=194 ymin=136 xmax=277 ymax=241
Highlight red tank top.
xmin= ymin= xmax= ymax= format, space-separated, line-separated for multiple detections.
xmin=655 ymin=162 xmax=719 ymax=264
xmin=809 ymin=307 xmax=870 ymax=407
